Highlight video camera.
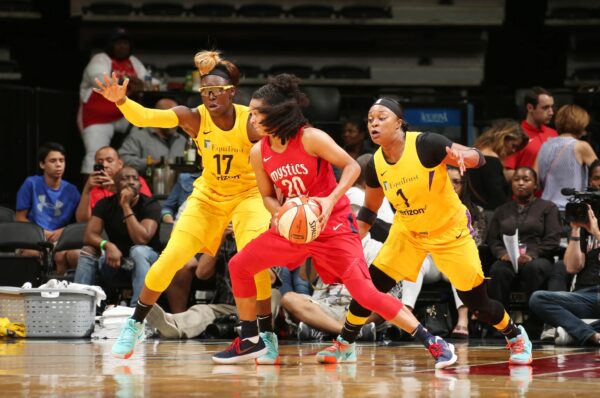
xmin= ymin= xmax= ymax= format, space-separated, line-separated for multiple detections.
xmin=562 ymin=187 xmax=600 ymax=224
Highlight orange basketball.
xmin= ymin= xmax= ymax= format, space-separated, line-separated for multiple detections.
xmin=277 ymin=197 xmax=322 ymax=244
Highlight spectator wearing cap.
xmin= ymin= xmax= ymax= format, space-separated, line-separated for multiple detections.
xmin=78 ymin=27 xmax=148 ymax=175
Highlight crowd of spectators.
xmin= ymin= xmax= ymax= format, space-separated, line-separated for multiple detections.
xmin=3 ymin=31 xmax=599 ymax=346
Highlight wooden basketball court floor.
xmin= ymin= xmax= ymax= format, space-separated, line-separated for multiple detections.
xmin=1 ymin=338 xmax=599 ymax=397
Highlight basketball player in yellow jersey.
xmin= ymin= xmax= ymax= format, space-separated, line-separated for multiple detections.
xmin=333 ymin=97 xmax=533 ymax=366
xmin=94 ymin=50 xmax=276 ymax=362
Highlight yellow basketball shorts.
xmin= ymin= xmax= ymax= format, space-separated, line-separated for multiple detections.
xmin=372 ymin=209 xmax=484 ymax=292
xmin=145 ymin=186 xmax=272 ymax=299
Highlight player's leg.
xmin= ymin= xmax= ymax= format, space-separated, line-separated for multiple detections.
xmin=311 ymin=228 xmax=457 ymax=368
xmin=212 ymin=229 xmax=307 ymax=364
xmin=231 ymin=192 xmax=278 ymax=364
xmin=112 ymin=194 xmax=227 ymax=359
xmin=337 ymin=221 xmax=427 ymax=344
xmin=432 ymin=212 xmax=532 ymax=365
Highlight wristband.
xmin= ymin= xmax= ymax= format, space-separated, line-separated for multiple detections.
xmin=357 ymin=206 xmax=377 ymax=226
xmin=123 ymin=213 xmax=135 ymax=222
xmin=569 ymin=236 xmax=581 ymax=242
xmin=100 ymin=240 xmax=108 ymax=251
xmin=472 ymin=147 xmax=486 ymax=168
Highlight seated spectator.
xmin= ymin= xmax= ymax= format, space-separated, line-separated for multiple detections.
xmin=276 ymin=262 xmax=312 ymax=298
xmin=333 ymin=119 xmax=374 ymax=180
xmin=468 ymin=119 xmax=528 ymax=210
xmin=76 ymin=146 xmax=151 ymax=222
xmin=536 ymin=104 xmax=597 ymax=213
xmin=15 ymin=142 xmax=81 ymax=275
xmin=118 ymin=98 xmax=187 ymax=175
xmin=402 ymin=166 xmax=487 ymax=339
xmin=74 ymin=167 xmax=161 ymax=306
xmin=78 ymin=27 xmax=147 ymax=175
xmin=160 ymin=172 xmax=200 ymax=224
xmin=341 ymin=118 xmax=374 ymax=160
xmin=529 ymin=170 xmax=600 ymax=346
xmin=487 ymin=167 xmax=561 ymax=310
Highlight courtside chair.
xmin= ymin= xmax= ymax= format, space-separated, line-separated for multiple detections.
xmin=0 ymin=222 xmax=52 ymax=287
xmin=158 ymin=222 xmax=174 ymax=252
xmin=0 ymin=206 xmax=15 ymax=223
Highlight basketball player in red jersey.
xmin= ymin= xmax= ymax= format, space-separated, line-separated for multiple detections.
xmin=213 ymin=74 xmax=457 ymax=368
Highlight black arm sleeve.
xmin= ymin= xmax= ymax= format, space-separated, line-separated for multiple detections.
xmin=365 ymin=155 xmax=381 ymax=188
xmin=415 ymin=132 xmax=453 ymax=168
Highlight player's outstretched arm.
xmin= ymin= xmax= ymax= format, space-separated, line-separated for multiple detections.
xmin=94 ymin=72 xmax=199 ymax=134
xmin=444 ymin=143 xmax=485 ymax=175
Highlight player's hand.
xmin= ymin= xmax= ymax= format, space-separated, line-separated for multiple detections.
xmin=312 ymin=196 xmax=334 ymax=231
xmin=445 ymin=146 xmax=466 ymax=175
xmin=93 ymin=72 xmax=129 ymax=104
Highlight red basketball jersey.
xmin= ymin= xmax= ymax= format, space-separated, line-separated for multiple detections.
xmin=261 ymin=127 xmax=350 ymax=215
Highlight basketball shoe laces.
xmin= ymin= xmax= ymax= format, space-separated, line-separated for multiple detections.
xmin=428 ymin=343 xmax=443 ymax=358
xmin=325 ymin=338 xmax=348 ymax=354
xmin=505 ymin=337 xmax=525 ymax=354
xmin=225 ymin=337 xmax=242 ymax=354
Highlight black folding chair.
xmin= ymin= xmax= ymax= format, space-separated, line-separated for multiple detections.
xmin=0 ymin=206 xmax=15 ymax=222
xmin=54 ymin=223 xmax=87 ymax=253
xmin=0 ymin=222 xmax=52 ymax=287
xmin=158 ymin=222 xmax=174 ymax=252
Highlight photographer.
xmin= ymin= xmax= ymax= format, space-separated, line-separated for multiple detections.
xmin=74 ymin=167 xmax=161 ymax=307
xmin=529 ymin=166 xmax=600 ymax=346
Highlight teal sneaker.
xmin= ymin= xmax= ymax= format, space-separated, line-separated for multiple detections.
xmin=112 ymin=318 xmax=145 ymax=359
xmin=506 ymin=325 xmax=533 ymax=365
xmin=256 ymin=332 xmax=279 ymax=365
xmin=316 ymin=335 xmax=356 ymax=364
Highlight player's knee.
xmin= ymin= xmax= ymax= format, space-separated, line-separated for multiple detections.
xmin=370 ymin=265 xmax=398 ymax=292
xmin=457 ymin=282 xmax=504 ymax=325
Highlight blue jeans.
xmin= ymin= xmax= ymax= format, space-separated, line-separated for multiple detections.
xmin=74 ymin=245 xmax=158 ymax=306
xmin=278 ymin=267 xmax=311 ymax=297
xmin=529 ymin=286 xmax=600 ymax=345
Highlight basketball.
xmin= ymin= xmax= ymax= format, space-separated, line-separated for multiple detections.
xmin=277 ymin=196 xmax=322 ymax=244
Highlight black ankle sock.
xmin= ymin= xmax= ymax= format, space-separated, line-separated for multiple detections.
xmin=411 ymin=324 xmax=435 ymax=348
xmin=340 ymin=320 xmax=362 ymax=344
xmin=257 ymin=314 xmax=273 ymax=333
xmin=500 ymin=320 xmax=520 ymax=340
xmin=241 ymin=320 xmax=259 ymax=340
xmin=132 ymin=299 xmax=153 ymax=323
